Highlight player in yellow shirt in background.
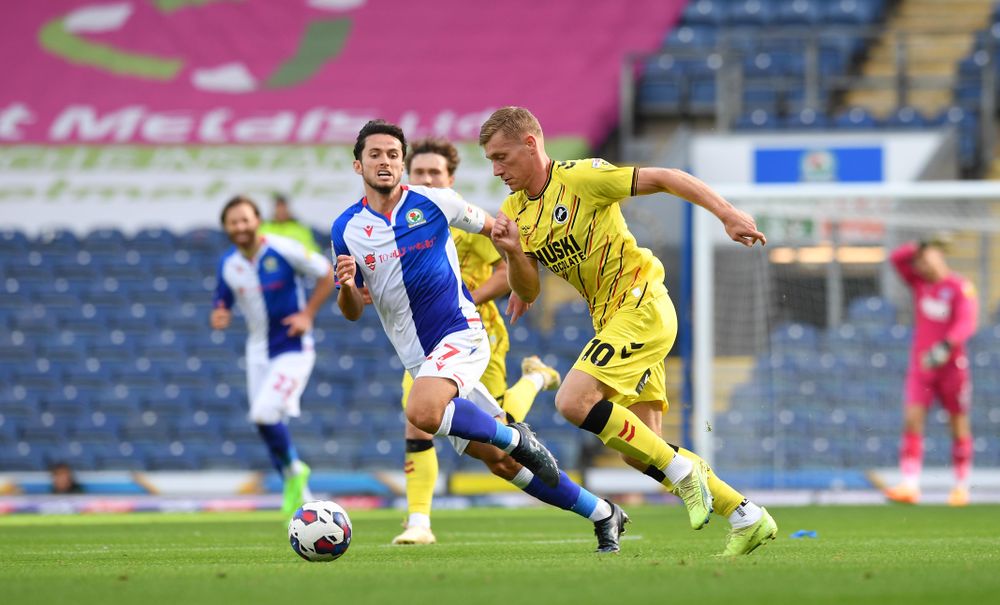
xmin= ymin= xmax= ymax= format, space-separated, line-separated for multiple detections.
xmin=260 ymin=193 xmax=321 ymax=253
xmin=483 ymin=107 xmax=776 ymax=556
xmin=392 ymin=137 xmax=562 ymax=545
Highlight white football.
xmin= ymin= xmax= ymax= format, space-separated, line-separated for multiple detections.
xmin=287 ymin=500 xmax=353 ymax=562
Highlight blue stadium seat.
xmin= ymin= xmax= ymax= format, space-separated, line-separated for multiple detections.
xmin=146 ymin=441 xmax=202 ymax=470
xmin=683 ymin=0 xmax=728 ymax=27
xmin=885 ymin=106 xmax=928 ymax=129
xmin=742 ymin=86 xmax=780 ymax=112
xmin=132 ymin=228 xmax=177 ymax=255
xmin=835 ymin=106 xmax=878 ymax=129
xmin=775 ymin=0 xmax=821 ymax=25
xmin=847 ymin=296 xmax=896 ymax=325
xmin=734 ymin=109 xmax=779 ymax=129
xmin=782 ymin=108 xmax=831 ymax=129
xmin=33 ymin=230 xmax=79 ymax=255
xmin=729 ymin=0 xmax=777 ymax=27
xmin=664 ymin=25 xmax=717 ymax=48
xmin=638 ymin=80 xmax=683 ymax=113
xmin=355 ymin=438 xmax=401 ymax=470
xmin=83 ymin=228 xmax=127 ymax=253
xmin=0 ymin=444 xmax=47 ymax=471
xmin=824 ymin=0 xmax=878 ymax=24
xmin=0 ymin=229 xmax=29 ymax=252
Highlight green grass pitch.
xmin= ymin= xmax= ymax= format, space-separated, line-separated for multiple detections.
xmin=2 ymin=504 xmax=999 ymax=605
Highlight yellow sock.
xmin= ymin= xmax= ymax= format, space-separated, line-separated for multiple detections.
xmin=581 ymin=400 xmax=675 ymax=469
xmin=501 ymin=377 xmax=538 ymax=424
xmin=404 ymin=444 xmax=437 ymax=518
xmin=650 ymin=447 xmax=744 ymax=517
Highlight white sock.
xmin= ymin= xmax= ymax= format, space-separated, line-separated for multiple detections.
xmin=407 ymin=512 xmax=431 ymax=529
xmin=728 ymin=499 xmax=762 ymax=529
xmin=510 ymin=466 xmax=534 ymax=489
xmin=901 ymin=474 xmax=920 ymax=490
xmin=662 ymin=453 xmax=694 ymax=485
xmin=523 ymin=373 xmax=546 ymax=392
xmin=589 ymin=499 xmax=614 ymax=522
xmin=288 ymin=460 xmax=307 ymax=476
xmin=434 ymin=402 xmax=456 ymax=437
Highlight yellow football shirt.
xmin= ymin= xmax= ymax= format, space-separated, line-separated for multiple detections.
xmin=451 ymin=228 xmax=506 ymax=343
xmin=499 ymin=158 xmax=668 ymax=330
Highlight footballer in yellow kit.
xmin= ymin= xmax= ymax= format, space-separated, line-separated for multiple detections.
xmin=483 ymin=106 xmax=777 ymax=556
xmin=500 ymin=157 xmax=675 ymax=409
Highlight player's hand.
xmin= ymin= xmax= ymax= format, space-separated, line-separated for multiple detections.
xmin=490 ymin=211 xmax=521 ymax=255
xmin=336 ymin=254 xmax=357 ymax=288
xmin=210 ymin=302 xmax=231 ymax=330
xmin=360 ymin=286 xmax=373 ymax=305
xmin=506 ymin=291 xmax=532 ymax=324
xmin=282 ymin=312 xmax=313 ymax=337
xmin=921 ymin=340 xmax=952 ymax=369
xmin=721 ymin=207 xmax=767 ymax=247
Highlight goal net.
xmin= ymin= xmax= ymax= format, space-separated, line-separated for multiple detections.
xmin=691 ymin=182 xmax=1000 ymax=490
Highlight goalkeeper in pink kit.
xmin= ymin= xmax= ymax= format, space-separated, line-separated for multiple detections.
xmin=885 ymin=238 xmax=978 ymax=506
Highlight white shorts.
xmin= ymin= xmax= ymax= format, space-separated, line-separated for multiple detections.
xmin=246 ymin=350 xmax=315 ymax=424
xmin=407 ymin=328 xmax=502 ymax=455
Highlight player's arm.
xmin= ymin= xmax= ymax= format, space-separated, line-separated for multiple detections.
xmin=635 ymin=167 xmax=766 ymax=247
xmin=946 ymin=281 xmax=979 ymax=347
xmin=283 ymin=265 xmax=335 ymax=336
xmin=336 ymin=255 xmax=365 ymax=321
xmin=889 ymin=241 xmax=922 ymax=286
xmin=491 ymin=210 xmax=541 ymax=303
xmin=469 ymin=258 xmax=511 ymax=305
xmin=210 ymin=266 xmax=234 ymax=330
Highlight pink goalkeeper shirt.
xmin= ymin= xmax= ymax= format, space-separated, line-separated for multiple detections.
xmin=890 ymin=242 xmax=979 ymax=373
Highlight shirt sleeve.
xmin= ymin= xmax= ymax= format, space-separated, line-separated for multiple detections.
xmin=331 ymin=217 xmax=364 ymax=289
xmin=889 ymin=242 xmax=922 ymax=288
xmin=417 ymin=185 xmax=487 ymax=234
xmin=566 ymin=158 xmax=638 ymax=208
xmin=270 ymin=236 xmax=331 ymax=279
xmin=212 ymin=258 xmax=234 ymax=309
xmin=946 ymin=280 xmax=979 ymax=345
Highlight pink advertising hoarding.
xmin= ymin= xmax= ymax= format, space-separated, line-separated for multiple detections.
xmin=0 ymin=0 xmax=683 ymax=146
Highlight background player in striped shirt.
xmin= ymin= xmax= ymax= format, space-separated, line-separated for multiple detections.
xmin=212 ymin=195 xmax=335 ymax=516
xmin=332 ymin=120 xmax=628 ymax=553
xmin=391 ymin=137 xmax=562 ymax=546
xmin=884 ymin=237 xmax=979 ymax=506
xmin=483 ymin=106 xmax=775 ymax=556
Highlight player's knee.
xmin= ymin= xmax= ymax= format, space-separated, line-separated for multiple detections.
xmin=405 ymin=404 xmax=443 ymax=434
xmin=249 ymin=405 xmax=282 ymax=425
xmin=554 ymin=390 xmax=594 ymax=426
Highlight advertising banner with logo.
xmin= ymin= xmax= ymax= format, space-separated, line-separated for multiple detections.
xmin=1 ymin=0 xmax=685 ymax=233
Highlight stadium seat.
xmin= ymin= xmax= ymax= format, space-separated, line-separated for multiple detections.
xmin=885 ymin=106 xmax=928 ymax=129
xmin=847 ymin=296 xmax=897 ymax=325
xmin=835 ymin=106 xmax=878 ymax=129
xmin=734 ymin=108 xmax=779 ymax=129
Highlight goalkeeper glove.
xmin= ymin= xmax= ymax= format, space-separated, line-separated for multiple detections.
xmin=921 ymin=340 xmax=952 ymax=369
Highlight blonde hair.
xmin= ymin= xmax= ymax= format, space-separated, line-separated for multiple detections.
xmin=478 ymin=106 xmax=543 ymax=146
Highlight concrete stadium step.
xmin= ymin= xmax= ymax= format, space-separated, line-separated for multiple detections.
xmin=842 ymin=0 xmax=993 ymax=117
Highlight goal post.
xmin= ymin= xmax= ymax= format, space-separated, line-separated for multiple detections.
xmin=691 ymin=181 xmax=1000 ymax=489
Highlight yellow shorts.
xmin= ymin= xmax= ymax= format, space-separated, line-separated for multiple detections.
xmin=571 ymin=294 xmax=676 ymax=411
xmin=400 ymin=327 xmax=509 ymax=408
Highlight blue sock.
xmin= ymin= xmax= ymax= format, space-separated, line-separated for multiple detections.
xmin=446 ymin=398 xmax=517 ymax=449
xmin=523 ymin=471 xmax=600 ymax=519
xmin=256 ymin=422 xmax=298 ymax=476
